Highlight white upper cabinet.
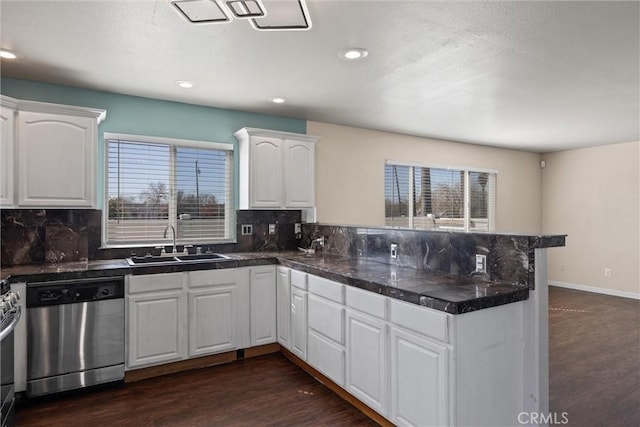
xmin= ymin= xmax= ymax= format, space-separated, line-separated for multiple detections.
xmin=1 ymin=95 xmax=106 ymax=208
xmin=235 ymin=127 xmax=318 ymax=210
xmin=283 ymin=139 xmax=314 ymax=208
xmin=249 ymin=136 xmax=283 ymax=207
xmin=0 ymin=99 xmax=16 ymax=207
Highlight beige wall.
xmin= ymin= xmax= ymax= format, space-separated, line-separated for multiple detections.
xmin=308 ymin=121 xmax=543 ymax=233
xmin=541 ymin=141 xmax=640 ymax=297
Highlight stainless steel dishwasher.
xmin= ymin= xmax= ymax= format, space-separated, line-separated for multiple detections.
xmin=26 ymin=276 xmax=125 ymax=397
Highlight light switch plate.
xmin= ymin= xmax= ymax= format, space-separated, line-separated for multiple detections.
xmin=475 ymin=254 xmax=487 ymax=273
xmin=241 ymin=224 xmax=253 ymax=235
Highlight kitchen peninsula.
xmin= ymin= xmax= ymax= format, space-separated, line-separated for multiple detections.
xmin=2 ymin=222 xmax=565 ymax=427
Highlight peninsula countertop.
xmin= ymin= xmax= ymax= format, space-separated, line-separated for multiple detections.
xmin=1 ymin=251 xmax=529 ymax=314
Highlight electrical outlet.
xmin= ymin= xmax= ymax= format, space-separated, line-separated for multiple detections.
xmin=475 ymin=254 xmax=487 ymax=273
xmin=390 ymin=243 xmax=398 ymax=260
xmin=241 ymin=224 xmax=253 ymax=235
xmin=604 ymin=268 xmax=612 ymax=278
xmin=268 ymin=224 xmax=276 ymax=235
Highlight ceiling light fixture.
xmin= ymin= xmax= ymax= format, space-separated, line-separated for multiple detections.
xmin=172 ymin=0 xmax=311 ymax=31
xmin=226 ymin=0 xmax=265 ymax=19
xmin=271 ymin=97 xmax=286 ymax=104
xmin=172 ymin=0 xmax=231 ymax=23
xmin=176 ymin=80 xmax=195 ymax=88
xmin=250 ymin=0 xmax=311 ymax=31
xmin=0 ymin=49 xmax=19 ymax=59
xmin=339 ymin=48 xmax=368 ymax=61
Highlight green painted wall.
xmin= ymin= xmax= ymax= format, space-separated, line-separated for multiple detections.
xmin=0 ymin=77 xmax=306 ymax=208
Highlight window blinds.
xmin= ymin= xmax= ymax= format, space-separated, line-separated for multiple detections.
xmin=384 ymin=163 xmax=496 ymax=231
xmin=106 ymin=137 xmax=234 ymax=246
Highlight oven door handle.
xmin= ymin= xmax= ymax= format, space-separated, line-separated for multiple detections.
xmin=0 ymin=306 xmax=21 ymax=341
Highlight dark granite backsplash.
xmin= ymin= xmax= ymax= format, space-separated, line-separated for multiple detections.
xmin=302 ymin=224 xmax=565 ymax=289
xmin=2 ymin=207 xmax=563 ymax=292
xmin=1 ymin=209 xmax=301 ymax=266
xmin=0 ymin=209 xmax=102 ymax=266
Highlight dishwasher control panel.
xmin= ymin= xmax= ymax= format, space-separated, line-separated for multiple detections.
xmin=26 ymin=276 xmax=124 ymax=307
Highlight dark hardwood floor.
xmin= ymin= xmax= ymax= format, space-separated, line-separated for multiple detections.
xmin=16 ymin=287 xmax=639 ymax=427
xmin=16 ymin=353 xmax=378 ymax=427
xmin=549 ymin=286 xmax=640 ymax=427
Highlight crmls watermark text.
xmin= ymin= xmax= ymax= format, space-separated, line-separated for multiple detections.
xmin=518 ymin=412 xmax=569 ymax=425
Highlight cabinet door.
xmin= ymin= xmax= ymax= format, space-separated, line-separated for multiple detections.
xmin=250 ymin=266 xmax=277 ymax=346
xmin=308 ymin=330 xmax=345 ymax=387
xmin=188 ymin=285 xmax=237 ymax=357
xmin=346 ymin=309 xmax=388 ymax=416
xmin=0 ymin=105 xmax=15 ymax=207
xmin=308 ymin=294 xmax=344 ymax=345
xmin=127 ymin=291 xmax=185 ymax=369
xmin=390 ymin=327 xmax=449 ymax=427
xmin=290 ymin=287 xmax=308 ymax=360
xmin=17 ymin=111 xmax=96 ymax=207
xmin=250 ymin=136 xmax=283 ymax=207
xmin=284 ymin=139 xmax=314 ymax=208
xmin=276 ymin=267 xmax=291 ymax=349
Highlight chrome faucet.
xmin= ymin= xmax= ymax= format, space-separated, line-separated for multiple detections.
xmin=163 ymin=224 xmax=177 ymax=254
xmin=311 ymin=236 xmax=325 ymax=251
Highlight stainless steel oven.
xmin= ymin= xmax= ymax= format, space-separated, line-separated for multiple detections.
xmin=1 ymin=280 xmax=21 ymax=427
xmin=26 ymin=276 xmax=125 ymax=397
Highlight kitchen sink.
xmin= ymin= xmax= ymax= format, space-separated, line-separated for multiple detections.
xmin=175 ymin=253 xmax=230 ymax=261
xmin=126 ymin=253 xmax=230 ymax=266
xmin=127 ymin=256 xmax=179 ymax=265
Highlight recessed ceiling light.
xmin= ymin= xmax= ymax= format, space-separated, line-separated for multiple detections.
xmin=271 ymin=97 xmax=286 ymax=104
xmin=0 ymin=49 xmax=19 ymax=59
xmin=339 ymin=48 xmax=368 ymax=61
xmin=176 ymin=80 xmax=195 ymax=88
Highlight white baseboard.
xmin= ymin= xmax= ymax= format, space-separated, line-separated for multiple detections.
xmin=549 ymin=280 xmax=640 ymax=300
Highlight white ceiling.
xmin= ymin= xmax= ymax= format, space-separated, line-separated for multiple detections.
xmin=1 ymin=0 xmax=638 ymax=153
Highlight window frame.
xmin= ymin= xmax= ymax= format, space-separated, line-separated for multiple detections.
xmin=384 ymin=160 xmax=497 ymax=232
xmin=102 ymin=132 xmax=235 ymax=248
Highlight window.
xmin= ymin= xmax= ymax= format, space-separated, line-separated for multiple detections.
xmin=104 ymin=134 xmax=234 ymax=247
xmin=385 ymin=162 xmax=496 ymax=231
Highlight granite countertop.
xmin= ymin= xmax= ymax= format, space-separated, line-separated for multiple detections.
xmin=0 ymin=251 xmax=529 ymax=315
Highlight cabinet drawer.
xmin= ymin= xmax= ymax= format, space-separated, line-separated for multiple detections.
xmin=291 ymin=269 xmax=308 ymax=290
xmin=308 ymin=330 xmax=345 ymax=387
xmin=188 ymin=268 xmax=237 ymax=288
xmin=389 ymin=299 xmax=449 ymax=343
xmin=308 ymin=294 xmax=345 ymax=345
xmin=346 ymin=286 xmax=386 ymax=319
xmin=128 ymin=273 xmax=185 ymax=294
xmin=308 ymin=275 xmax=344 ymax=303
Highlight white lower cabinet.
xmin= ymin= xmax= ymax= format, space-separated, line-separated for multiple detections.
xmin=188 ymin=269 xmax=242 ymax=357
xmin=249 ymin=266 xmax=277 ymax=347
xmin=307 ymin=292 xmax=346 ymax=387
xmin=124 ymin=266 xmax=522 ymax=427
xmin=127 ymin=268 xmax=252 ymax=370
xmin=276 ymin=267 xmax=291 ymax=349
xmin=308 ymin=330 xmax=345 ymax=386
xmin=346 ymin=309 xmax=388 ymax=416
xmin=290 ymin=286 xmax=308 ymax=360
xmin=390 ymin=326 xmax=449 ymax=427
xmin=127 ymin=273 xmax=187 ymax=369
